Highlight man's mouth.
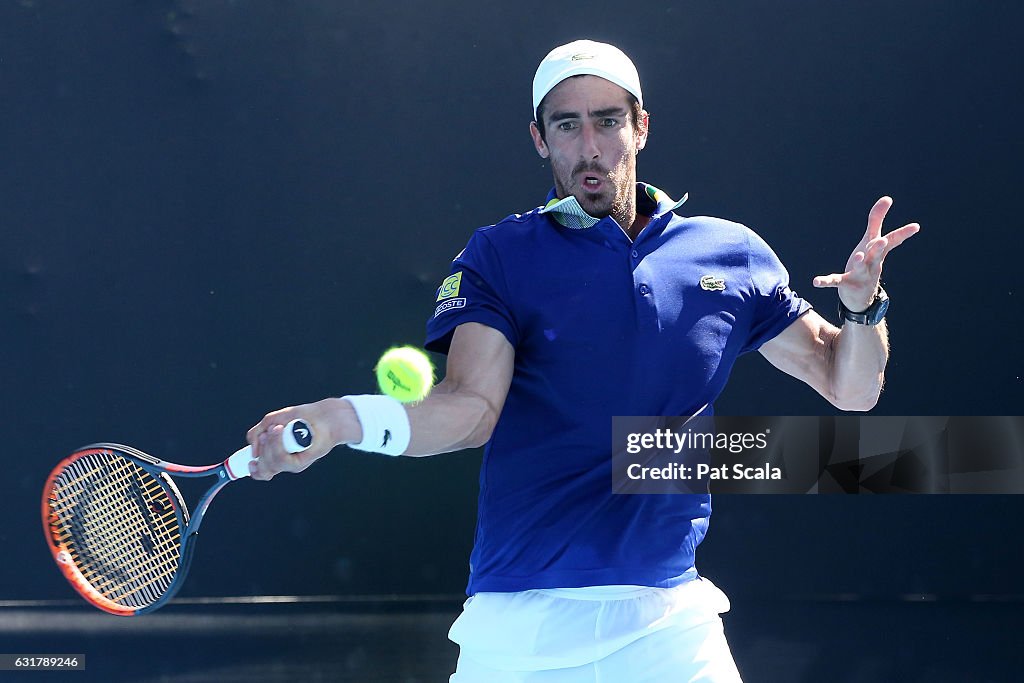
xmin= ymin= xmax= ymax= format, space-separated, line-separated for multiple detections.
xmin=580 ymin=174 xmax=604 ymax=191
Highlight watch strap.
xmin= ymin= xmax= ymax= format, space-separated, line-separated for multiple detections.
xmin=838 ymin=286 xmax=889 ymax=326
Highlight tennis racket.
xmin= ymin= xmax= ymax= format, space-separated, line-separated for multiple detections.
xmin=41 ymin=419 xmax=313 ymax=616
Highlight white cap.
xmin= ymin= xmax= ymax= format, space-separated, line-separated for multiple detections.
xmin=532 ymin=40 xmax=643 ymax=120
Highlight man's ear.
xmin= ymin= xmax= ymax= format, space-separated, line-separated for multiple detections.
xmin=635 ymin=110 xmax=650 ymax=153
xmin=529 ymin=120 xmax=549 ymax=159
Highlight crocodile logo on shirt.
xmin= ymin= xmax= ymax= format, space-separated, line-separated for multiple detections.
xmin=700 ymin=275 xmax=726 ymax=292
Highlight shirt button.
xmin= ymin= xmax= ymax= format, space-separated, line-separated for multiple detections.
xmin=638 ymin=284 xmax=650 ymax=295
xmin=631 ymin=249 xmax=639 ymax=259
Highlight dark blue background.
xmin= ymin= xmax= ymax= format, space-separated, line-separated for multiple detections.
xmin=3 ymin=0 xmax=1022 ymax=610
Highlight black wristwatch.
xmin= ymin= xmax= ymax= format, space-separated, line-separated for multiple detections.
xmin=838 ymin=286 xmax=889 ymax=326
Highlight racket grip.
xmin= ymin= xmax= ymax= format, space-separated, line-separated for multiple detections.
xmin=225 ymin=419 xmax=313 ymax=480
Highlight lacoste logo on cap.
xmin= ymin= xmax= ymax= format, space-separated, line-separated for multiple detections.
xmin=571 ymin=53 xmax=594 ymax=61
xmin=700 ymin=275 xmax=726 ymax=292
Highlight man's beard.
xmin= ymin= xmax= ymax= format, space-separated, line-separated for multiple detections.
xmin=559 ymin=162 xmax=629 ymax=219
xmin=576 ymin=178 xmax=631 ymax=226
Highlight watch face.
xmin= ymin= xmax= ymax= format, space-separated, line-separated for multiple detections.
xmin=868 ymin=296 xmax=890 ymax=324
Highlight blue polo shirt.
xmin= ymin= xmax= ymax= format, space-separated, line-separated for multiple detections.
xmin=425 ymin=183 xmax=810 ymax=595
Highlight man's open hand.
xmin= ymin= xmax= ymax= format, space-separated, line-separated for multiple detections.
xmin=813 ymin=196 xmax=920 ymax=311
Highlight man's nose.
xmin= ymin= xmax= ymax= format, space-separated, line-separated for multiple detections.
xmin=581 ymin=123 xmax=600 ymax=159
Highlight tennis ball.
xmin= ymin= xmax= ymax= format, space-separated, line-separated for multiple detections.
xmin=375 ymin=346 xmax=435 ymax=403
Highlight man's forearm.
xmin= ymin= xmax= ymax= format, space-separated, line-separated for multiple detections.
xmin=324 ymin=382 xmax=499 ymax=457
xmin=829 ymin=320 xmax=889 ymax=411
xmin=404 ymin=382 xmax=499 ymax=456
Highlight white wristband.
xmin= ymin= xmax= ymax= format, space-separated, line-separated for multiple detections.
xmin=341 ymin=394 xmax=411 ymax=456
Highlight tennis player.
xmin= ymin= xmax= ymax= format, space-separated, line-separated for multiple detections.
xmin=248 ymin=40 xmax=919 ymax=681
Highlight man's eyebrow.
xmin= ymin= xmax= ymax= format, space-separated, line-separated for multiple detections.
xmin=547 ymin=110 xmax=581 ymax=123
xmin=548 ymin=106 xmax=628 ymax=123
xmin=590 ymin=107 xmax=629 ymax=118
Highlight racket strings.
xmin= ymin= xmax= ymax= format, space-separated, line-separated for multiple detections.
xmin=56 ymin=475 xmax=175 ymax=561
xmin=48 ymin=451 xmax=184 ymax=608
xmin=50 ymin=457 xmax=172 ymax=603
xmin=52 ymin=455 xmax=180 ymax=605
xmin=64 ymin=456 xmax=182 ymax=604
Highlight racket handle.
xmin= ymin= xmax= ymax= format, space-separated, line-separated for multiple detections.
xmin=225 ymin=419 xmax=313 ymax=480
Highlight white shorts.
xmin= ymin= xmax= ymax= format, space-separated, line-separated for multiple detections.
xmin=449 ymin=578 xmax=743 ymax=682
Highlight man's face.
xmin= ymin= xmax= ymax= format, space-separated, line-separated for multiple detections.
xmin=530 ymin=75 xmax=648 ymax=220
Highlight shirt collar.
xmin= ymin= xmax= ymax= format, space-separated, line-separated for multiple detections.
xmin=538 ymin=182 xmax=688 ymax=230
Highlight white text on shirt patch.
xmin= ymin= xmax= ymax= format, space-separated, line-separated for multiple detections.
xmin=700 ymin=275 xmax=726 ymax=291
xmin=434 ymin=298 xmax=466 ymax=318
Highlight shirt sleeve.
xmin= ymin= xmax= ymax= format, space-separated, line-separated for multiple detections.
xmin=424 ymin=229 xmax=519 ymax=355
xmin=741 ymin=228 xmax=812 ymax=354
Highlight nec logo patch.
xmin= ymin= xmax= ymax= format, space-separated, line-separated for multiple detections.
xmin=700 ymin=275 xmax=726 ymax=292
xmin=437 ymin=272 xmax=463 ymax=301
